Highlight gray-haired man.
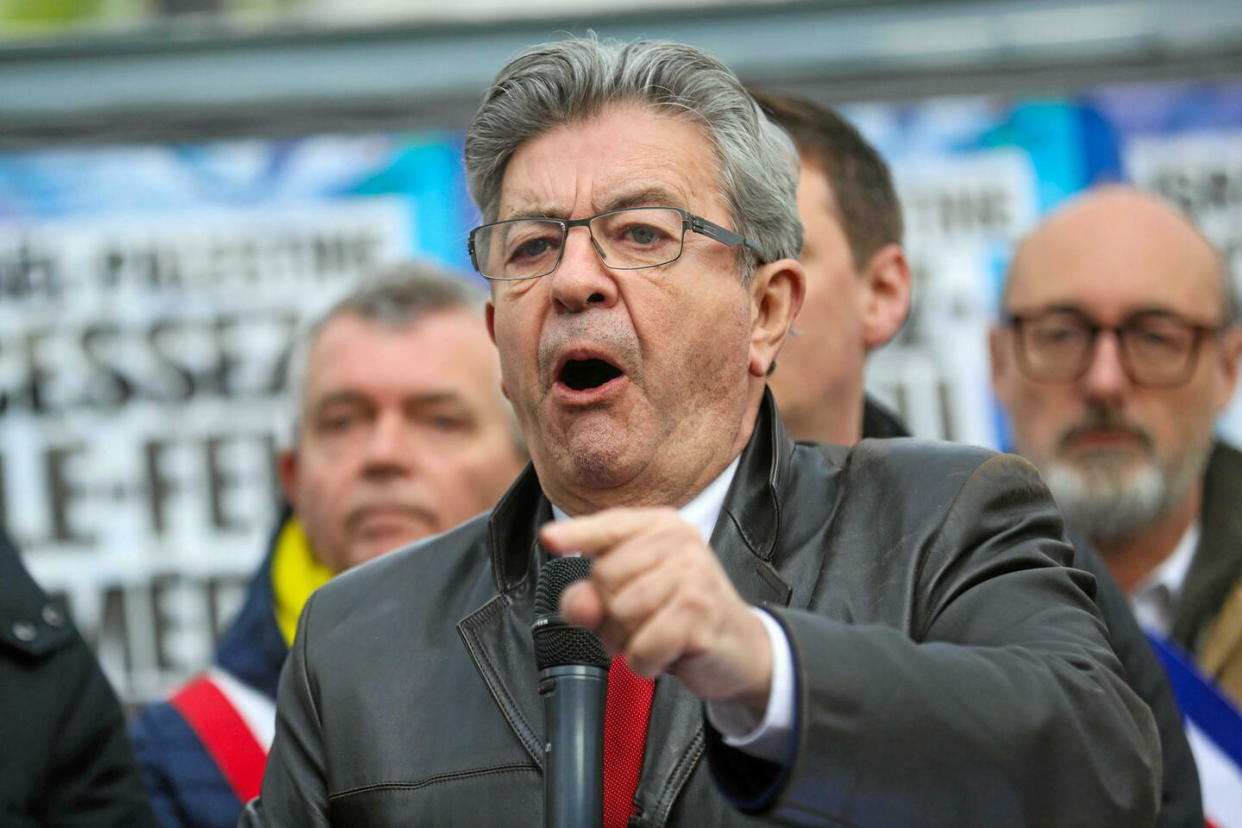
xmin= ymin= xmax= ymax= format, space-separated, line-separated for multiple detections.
xmin=132 ymin=263 xmax=526 ymax=828
xmin=245 ymin=38 xmax=1157 ymax=827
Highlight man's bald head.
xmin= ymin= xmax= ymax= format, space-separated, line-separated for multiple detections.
xmin=1004 ymin=186 xmax=1234 ymax=325
xmin=991 ymin=185 xmax=1241 ymax=547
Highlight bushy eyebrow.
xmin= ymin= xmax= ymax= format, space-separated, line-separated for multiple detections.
xmin=500 ymin=186 xmax=687 ymax=222
xmin=312 ymin=390 xmax=468 ymax=413
xmin=596 ymin=187 xmax=686 ymax=213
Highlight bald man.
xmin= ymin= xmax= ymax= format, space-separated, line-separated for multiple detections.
xmin=990 ymin=186 xmax=1242 ymax=704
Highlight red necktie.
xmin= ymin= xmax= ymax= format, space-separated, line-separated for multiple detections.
xmin=602 ymin=656 xmax=656 ymax=828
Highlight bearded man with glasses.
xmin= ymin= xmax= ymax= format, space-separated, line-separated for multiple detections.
xmin=991 ymin=185 xmax=1242 ymax=705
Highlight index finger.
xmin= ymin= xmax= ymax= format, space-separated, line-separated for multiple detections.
xmin=539 ymin=507 xmax=672 ymax=557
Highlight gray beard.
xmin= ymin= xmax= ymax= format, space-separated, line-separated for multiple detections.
xmin=1041 ymin=447 xmax=1206 ymax=542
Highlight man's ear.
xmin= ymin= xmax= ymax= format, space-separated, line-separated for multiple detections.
xmin=485 ymin=300 xmax=514 ymax=402
xmin=276 ymin=449 xmax=299 ymax=507
xmin=748 ymin=257 xmax=806 ymax=377
xmin=858 ymin=243 xmax=912 ymax=350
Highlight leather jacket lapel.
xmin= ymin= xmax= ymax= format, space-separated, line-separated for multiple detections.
xmin=458 ymin=581 xmax=545 ymax=769
xmin=459 ymin=465 xmax=551 ymax=769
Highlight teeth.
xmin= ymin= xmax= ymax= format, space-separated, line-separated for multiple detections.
xmin=561 ymin=358 xmax=622 ymax=391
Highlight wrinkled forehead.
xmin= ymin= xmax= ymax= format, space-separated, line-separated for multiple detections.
xmin=496 ymin=106 xmax=724 ymax=221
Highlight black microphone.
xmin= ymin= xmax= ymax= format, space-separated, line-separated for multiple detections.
xmin=532 ymin=556 xmax=611 ymax=828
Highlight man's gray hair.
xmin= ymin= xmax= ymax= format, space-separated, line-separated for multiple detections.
xmin=282 ymin=261 xmax=497 ymax=447
xmin=464 ymin=36 xmax=803 ymax=283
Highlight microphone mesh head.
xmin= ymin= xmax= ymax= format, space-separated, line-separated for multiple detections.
xmin=534 ymin=556 xmax=592 ymax=616
xmin=532 ymin=557 xmax=610 ymax=670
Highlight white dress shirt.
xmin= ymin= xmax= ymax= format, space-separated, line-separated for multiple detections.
xmin=1131 ymin=522 xmax=1200 ymax=636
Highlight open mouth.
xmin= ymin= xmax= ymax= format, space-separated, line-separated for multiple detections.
xmin=559 ymin=358 xmax=623 ymax=391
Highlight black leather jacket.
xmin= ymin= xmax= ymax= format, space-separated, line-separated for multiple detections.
xmin=861 ymin=395 xmax=1201 ymax=827
xmin=243 ymin=396 xmax=1158 ymax=827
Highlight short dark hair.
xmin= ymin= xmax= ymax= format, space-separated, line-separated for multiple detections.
xmin=752 ymin=90 xmax=902 ymax=269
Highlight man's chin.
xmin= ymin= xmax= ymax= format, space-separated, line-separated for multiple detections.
xmin=1042 ymin=458 xmax=1167 ymax=540
xmin=535 ymin=412 xmax=639 ymax=484
xmin=537 ymin=434 xmax=637 ymax=495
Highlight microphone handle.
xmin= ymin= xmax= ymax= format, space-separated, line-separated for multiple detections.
xmin=540 ymin=663 xmax=607 ymax=828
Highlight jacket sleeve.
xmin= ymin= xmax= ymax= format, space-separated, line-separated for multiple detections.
xmin=708 ymin=452 xmax=1160 ymax=827
xmin=1073 ymin=541 xmax=1203 ymax=826
xmin=238 ymin=593 xmax=329 ymax=827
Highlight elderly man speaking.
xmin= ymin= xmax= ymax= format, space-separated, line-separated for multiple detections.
xmin=242 ymin=38 xmax=1158 ymax=827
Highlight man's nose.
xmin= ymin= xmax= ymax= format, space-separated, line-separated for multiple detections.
xmin=548 ymin=226 xmax=620 ymax=312
xmin=1080 ymin=330 xmax=1130 ymax=402
xmin=361 ymin=412 xmax=417 ymax=477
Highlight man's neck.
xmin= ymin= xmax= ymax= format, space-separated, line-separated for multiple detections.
xmin=1094 ymin=482 xmax=1203 ymax=594
xmin=782 ymin=383 xmax=864 ymax=445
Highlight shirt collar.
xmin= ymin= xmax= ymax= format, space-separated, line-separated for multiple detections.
xmin=1131 ymin=521 xmax=1199 ymax=635
xmin=1142 ymin=521 xmax=1200 ymax=599
xmin=549 ymin=455 xmax=742 ymax=545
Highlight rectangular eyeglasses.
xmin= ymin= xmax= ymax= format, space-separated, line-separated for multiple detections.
xmin=468 ymin=206 xmax=764 ymax=281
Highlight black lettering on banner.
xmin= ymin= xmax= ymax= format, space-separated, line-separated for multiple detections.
xmin=211 ymin=314 xmax=243 ymax=398
xmin=46 ymin=443 xmax=95 ymax=544
xmin=1147 ymin=163 xmax=1242 ymax=219
xmin=908 ymin=186 xmax=1016 ymax=240
xmin=206 ymin=435 xmax=244 ymax=532
xmin=23 ymin=328 xmax=56 ymax=415
xmin=98 ymin=248 xmax=124 ymax=290
xmin=149 ymin=574 xmax=178 ymax=673
xmin=0 ymin=238 xmax=62 ymax=302
xmin=147 ymin=319 xmax=198 ymax=402
xmin=143 ymin=439 xmax=176 ymax=536
xmin=81 ymin=323 xmax=136 ymax=409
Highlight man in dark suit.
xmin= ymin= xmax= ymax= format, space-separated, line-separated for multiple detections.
xmin=991 ymin=186 xmax=1242 ymax=706
xmin=243 ymin=37 xmax=1158 ymax=826
xmin=755 ymin=90 xmax=1202 ymax=827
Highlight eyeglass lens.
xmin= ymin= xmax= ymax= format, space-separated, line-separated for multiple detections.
xmin=1018 ymin=310 xmax=1202 ymax=386
xmin=473 ymin=207 xmax=686 ymax=281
